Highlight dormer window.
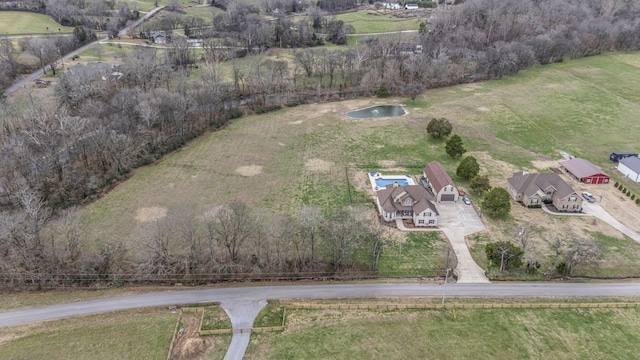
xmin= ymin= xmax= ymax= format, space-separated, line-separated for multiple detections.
xmin=404 ymin=199 xmax=412 ymax=206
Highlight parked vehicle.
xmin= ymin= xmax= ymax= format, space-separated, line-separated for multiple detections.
xmin=462 ymin=196 xmax=471 ymax=205
xmin=581 ymin=192 xmax=596 ymax=203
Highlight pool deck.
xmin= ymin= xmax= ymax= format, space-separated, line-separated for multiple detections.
xmin=368 ymin=172 xmax=417 ymax=192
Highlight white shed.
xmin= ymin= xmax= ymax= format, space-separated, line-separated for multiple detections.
xmin=618 ymin=156 xmax=640 ymax=182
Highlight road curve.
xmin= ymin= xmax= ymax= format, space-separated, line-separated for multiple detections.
xmin=2 ymin=282 xmax=640 ymax=328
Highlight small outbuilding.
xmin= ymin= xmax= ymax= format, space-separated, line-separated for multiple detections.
xmin=610 ymin=152 xmax=638 ymax=163
xmin=559 ymin=158 xmax=610 ymax=184
xmin=617 ymin=156 xmax=640 ymax=182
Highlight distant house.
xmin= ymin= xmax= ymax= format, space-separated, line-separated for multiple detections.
xmin=186 ymin=39 xmax=203 ymax=47
xmin=559 ymin=158 xmax=610 ymax=184
xmin=423 ymin=161 xmax=459 ymax=202
xmin=150 ymin=31 xmax=168 ymax=43
xmin=617 ymin=156 xmax=640 ymax=182
xmin=405 ymin=3 xmax=418 ymax=9
xmin=396 ymin=43 xmax=422 ymax=55
xmin=610 ymin=152 xmax=638 ymax=163
xmin=382 ymin=2 xmax=401 ymax=9
xmin=507 ymin=171 xmax=583 ymax=212
xmin=376 ymin=184 xmax=439 ymax=226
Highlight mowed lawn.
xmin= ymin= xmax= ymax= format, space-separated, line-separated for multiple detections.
xmin=0 ymin=12 xmax=75 ymax=34
xmin=335 ymin=11 xmax=420 ymax=33
xmin=81 ymin=52 xmax=640 ymax=251
xmin=0 ymin=308 xmax=177 ymax=359
xmin=245 ymin=307 xmax=640 ymax=359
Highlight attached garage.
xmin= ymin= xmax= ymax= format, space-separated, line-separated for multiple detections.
xmin=618 ymin=156 xmax=640 ymax=182
xmin=440 ymin=194 xmax=456 ymax=202
xmin=560 ymin=158 xmax=610 ymax=185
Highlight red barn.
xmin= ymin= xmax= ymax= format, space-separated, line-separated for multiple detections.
xmin=560 ymin=158 xmax=610 ymax=184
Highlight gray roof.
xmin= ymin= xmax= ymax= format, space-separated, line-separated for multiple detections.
xmin=507 ymin=172 xmax=577 ymax=199
xmin=377 ymin=185 xmax=438 ymax=215
xmin=620 ymin=156 xmax=640 ymax=173
xmin=560 ymin=158 xmax=608 ymax=179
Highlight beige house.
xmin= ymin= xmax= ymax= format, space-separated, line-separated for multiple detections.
xmin=507 ymin=171 xmax=582 ymax=212
xmin=376 ymin=184 xmax=439 ymax=226
xmin=423 ymin=161 xmax=459 ymax=202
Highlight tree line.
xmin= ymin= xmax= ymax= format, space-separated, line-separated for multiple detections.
xmin=1 ymin=0 xmax=640 ymax=286
xmin=0 ymin=201 xmax=389 ymax=288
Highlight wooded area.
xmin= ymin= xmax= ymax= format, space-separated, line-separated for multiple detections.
xmin=1 ymin=0 xmax=639 ymax=287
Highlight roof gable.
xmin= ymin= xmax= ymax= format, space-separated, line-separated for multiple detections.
xmin=423 ymin=161 xmax=454 ymax=193
xmin=620 ymin=156 xmax=640 ymax=173
xmin=508 ymin=172 xmax=577 ymax=199
xmin=560 ymin=158 xmax=608 ymax=179
xmin=376 ymin=185 xmax=438 ymax=215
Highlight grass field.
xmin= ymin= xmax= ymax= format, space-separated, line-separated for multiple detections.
xmin=79 ymin=52 xmax=640 ymax=274
xmin=245 ymin=306 xmax=640 ymax=359
xmin=0 ymin=12 xmax=75 ymax=34
xmin=335 ymin=11 xmax=421 ymax=33
xmin=378 ymin=232 xmax=449 ymax=277
xmin=0 ymin=308 xmax=177 ymax=359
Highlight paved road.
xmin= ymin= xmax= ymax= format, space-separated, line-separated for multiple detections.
xmin=3 ymin=283 xmax=640 ymax=328
xmin=4 ymin=6 xmax=165 ymax=96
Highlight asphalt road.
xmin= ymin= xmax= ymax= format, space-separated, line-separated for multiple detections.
xmin=2 ymin=282 xmax=640 ymax=328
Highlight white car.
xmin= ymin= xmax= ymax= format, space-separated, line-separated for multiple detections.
xmin=581 ymin=192 xmax=596 ymax=203
xmin=462 ymin=196 xmax=471 ymax=205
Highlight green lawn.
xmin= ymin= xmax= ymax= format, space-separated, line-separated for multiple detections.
xmin=378 ymin=232 xmax=449 ymax=277
xmin=334 ymin=11 xmax=420 ymax=33
xmin=0 ymin=12 xmax=75 ymax=34
xmin=245 ymin=307 xmax=640 ymax=359
xmin=0 ymin=309 xmax=177 ymax=359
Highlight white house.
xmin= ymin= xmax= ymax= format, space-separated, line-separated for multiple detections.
xmin=382 ymin=2 xmax=401 ymax=9
xmin=423 ymin=161 xmax=459 ymax=202
xmin=618 ymin=156 xmax=640 ymax=182
xmin=376 ymin=184 xmax=439 ymax=226
xmin=405 ymin=3 xmax=418 ymax=10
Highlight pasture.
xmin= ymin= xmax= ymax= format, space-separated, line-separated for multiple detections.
xmin=245 ymin=305 xmax=640 ymax=359
xmin=335 ymin=10 xmax=421 ymax=34
xmin=0 ymin=308 xmax=178 ymax=359
xmin=0 ymin=12 xmax=74 ymax=34
xmin=79 ymin=52 xmax=640 ymax=275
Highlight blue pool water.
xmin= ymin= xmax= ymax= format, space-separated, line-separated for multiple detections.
xmin=347 ymin=105 xmax=406 ymax=119
xmin=375 ymin=178 xmax=409 ymax=188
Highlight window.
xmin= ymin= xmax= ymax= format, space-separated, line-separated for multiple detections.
xmin=404 ymin=199 xmax=412 ymax=206
xmin=573 ymin=205 xmax=580 ymax=209
xmin=418 ymin=220 xmax=424 ymax=224
xmin=531 ymin=198 xmax=539 ymax=204
xmin=428 ymin=220 xmax=435 ymax=225
xmin=562 ymin=204 xmax=568 ymax=209
xmin=424 ymin=212 xmax=431 ymax=216
xmin=403 ymin=210 xmax=412 ymax=216
xmin=569 ymin=196 xmax=577 ymax=202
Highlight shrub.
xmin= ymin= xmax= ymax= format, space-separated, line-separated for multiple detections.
xmin=377 ymin=84 xmax=390 ymax=98
xmin=426 ymin=117 xmax=453 ymax=139
xmin=632 ymin=194 xmax=636 ymax=200
xmin=636 ymin=198 xmax=640 ymax=205
xmin=456 ymin=155 xmax=480 ymax=180
xmin=627 ymin=190 xmax=632 ymax=196
xmin=482 ymin=187 xmax=511 ymax=218
xmin=556 ymin=261 xmax=569 ymax=275
xmin=614 ymin=181 xmax=619 ymax=187
xmin=485 ymin=241 xmax=523 ymax=271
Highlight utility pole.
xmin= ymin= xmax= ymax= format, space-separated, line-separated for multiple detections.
xmin=40 ymin=48 xmax=45 ymax=74
xmin=441 ymin=268 xmax=450 ymax=305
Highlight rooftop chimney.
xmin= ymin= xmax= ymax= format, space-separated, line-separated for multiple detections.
xmin=393 ymin=181 xmax=399 ymax=188
xmin=522 ymin=169 xmax=529 ymax=175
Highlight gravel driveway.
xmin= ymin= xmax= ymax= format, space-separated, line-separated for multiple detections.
xmin=221 ymin=299 xmax=267 ymax=360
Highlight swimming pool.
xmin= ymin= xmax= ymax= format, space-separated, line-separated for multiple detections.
xmin=369 ymin=173 xmax=417 ymax=191
xmin=375 ymin=178 xmax=409 ymax=188
xmin=347 ymin=105 xmax=406 ymax=119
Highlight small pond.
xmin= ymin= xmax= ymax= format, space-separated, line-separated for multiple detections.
xmin=346 ymin=105 xmax=406 ymax=119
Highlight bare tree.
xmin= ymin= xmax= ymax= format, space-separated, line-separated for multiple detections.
xmin=215 ymin=201 xmax=256 ymax=263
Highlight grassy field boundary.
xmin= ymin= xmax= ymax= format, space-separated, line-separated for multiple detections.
xmin=287 ymin=302 xmax=640 ymax=310
xmin=173 ymin=306 xmax=286 ymax=336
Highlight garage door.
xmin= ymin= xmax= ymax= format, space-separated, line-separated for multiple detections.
xmin=441 ymin=194 xmax=455 ymax=201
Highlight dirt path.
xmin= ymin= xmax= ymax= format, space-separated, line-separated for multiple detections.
xmin=169 ymin=310 xmax=214 ymax=360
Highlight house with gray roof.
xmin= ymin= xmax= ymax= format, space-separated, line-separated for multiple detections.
xmin=617 ymin=156 xmax=640 ymax=182
xmin=376 ymin=184 xmax=439 ymax=226
xmin=423 ymin=161 xmax=459 ymax=202
xmin=507 ymin=170 xmax=582 ymax=212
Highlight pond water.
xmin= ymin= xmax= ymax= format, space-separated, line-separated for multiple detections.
xmin=346 ymin=105 xmax=406 ymax=119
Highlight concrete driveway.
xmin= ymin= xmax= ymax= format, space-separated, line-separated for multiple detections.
xmin=221 ymin=299 xmax=267 ymax=360
xmin=437 ymin=202 xmax=489 ymax=283
xmin=581 ymin=202 xmax=640 ymax=243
